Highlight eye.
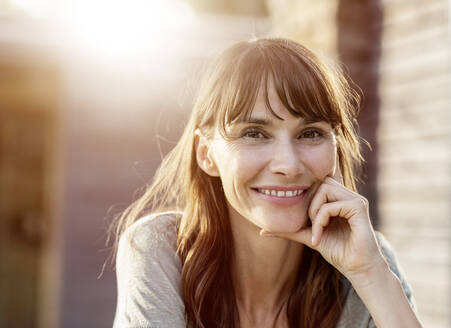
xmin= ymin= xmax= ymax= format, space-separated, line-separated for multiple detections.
xmin=242 ymin=128 xmax=267 ymax=139
xmin=300 ymin=129 xmax=323 ymax=140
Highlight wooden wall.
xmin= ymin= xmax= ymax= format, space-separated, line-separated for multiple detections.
xmin=377 ymin=0 xmax=450 ymax=327
xmin=266 ymin=0 xmax=338 ymax=55
xmin=0 ymin=46 xmax=61 ymax=328
xmin=267 ymin=0 xmax=451 ymax=327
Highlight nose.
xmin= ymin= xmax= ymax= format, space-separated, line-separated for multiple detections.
xmin=269 ymin=139 xmax=305 ymax=177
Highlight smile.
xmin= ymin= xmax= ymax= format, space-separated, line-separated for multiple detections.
xmin=255 ymin=188 xmax=305 ymax=198
xmin=252 ymin=186 xmax=308 ymax=206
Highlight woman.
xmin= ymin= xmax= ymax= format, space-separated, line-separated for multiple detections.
xmin=112 ymin=38 xmax=422 ymax=327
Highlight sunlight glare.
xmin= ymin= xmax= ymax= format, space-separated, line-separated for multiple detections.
xmin=63 ymin=0 xmax=195 ymax=60
xmin=10 ymin=0 xmax=55 ymax=18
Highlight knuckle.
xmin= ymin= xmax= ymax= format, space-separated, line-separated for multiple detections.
xmin=324 ymin=182 xmax=333 ymax=191
xmin=356 ymin=196 xmax=368 ymax=209
xmin=315 ymin=185 xmax=324 ymax=197
xmin=317 ymin=206 xmax=330 ymax=225
xmin=319 ymin=177 xmax=332 ymax=190
xmin=316 ymin=183 xmax=330 ymax=197
xmin=361 ymin=197 xmax=369 ymax=207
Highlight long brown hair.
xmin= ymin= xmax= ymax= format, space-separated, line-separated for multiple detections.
xmin=111 ymin=38 xmax=363 ymax=327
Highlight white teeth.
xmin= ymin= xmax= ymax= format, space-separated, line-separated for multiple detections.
xmin=257 ymin=189 xmax=304 ymax=198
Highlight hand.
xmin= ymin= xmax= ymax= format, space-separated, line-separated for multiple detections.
xmin=260 ymin=168 xmax=387 ymax=281
xmin=260 ymin=170 xmax=424 ymax=328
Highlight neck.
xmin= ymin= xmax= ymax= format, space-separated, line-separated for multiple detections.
xmin=230 ymin=213 xmax=304 ymax=324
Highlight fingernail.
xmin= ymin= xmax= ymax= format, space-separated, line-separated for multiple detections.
xmin=311 ymin=235 xmax=316 ymax=245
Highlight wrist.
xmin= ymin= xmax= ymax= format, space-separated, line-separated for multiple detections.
xmin=346 ymin=256 xmax=393 ymax=291
xmin=346 ymin=258 xmax=423 ymax=328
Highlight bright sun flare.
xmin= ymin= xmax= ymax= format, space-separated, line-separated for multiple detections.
xmin=10 ymin=0 xmax=195 ymax=59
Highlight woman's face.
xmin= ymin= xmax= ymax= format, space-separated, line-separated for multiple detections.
xmin=206 ymin=85 xmax=338 ymax=234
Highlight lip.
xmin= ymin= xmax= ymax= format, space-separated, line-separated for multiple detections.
xmin=251 ymin=185 xmax=309 ymax=206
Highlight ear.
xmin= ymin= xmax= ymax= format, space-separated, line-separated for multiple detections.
xmin=194 ymin=129 xmax=220 ymax=177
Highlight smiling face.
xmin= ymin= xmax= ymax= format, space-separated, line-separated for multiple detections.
xmin=198 ymin=83 xmax=337 ymax=234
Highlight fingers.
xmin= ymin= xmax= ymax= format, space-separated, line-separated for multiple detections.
xmin=308 ymin=179 xmax=341 ymax=220
xmin=308 ymin=175 xmax=369 ymax=245
xmin=311 ymin=200 xmax=353 ymax=246
xmin=308 ymin=176 xmax=360 ymax=220
xmin=328 ymin=153 xmax=343 ymax=184
xmin=260 ymin=196 xmax=367 ymax=247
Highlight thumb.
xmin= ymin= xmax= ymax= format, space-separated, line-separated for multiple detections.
xmin=260 ymin=227 xmax=315 ymax=248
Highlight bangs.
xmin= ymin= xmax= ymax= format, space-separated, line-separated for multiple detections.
xmin=217 ymin=39 xmax=341 ymax=136
xmin=262 ymin=44 xmax=341 ymax=125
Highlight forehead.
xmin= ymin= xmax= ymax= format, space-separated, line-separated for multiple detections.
xmin=252 ymin=81 xmax=289 ymax=119
xmin=247 ymin=79 xmax=318 ymax=124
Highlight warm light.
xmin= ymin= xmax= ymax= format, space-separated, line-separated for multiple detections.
xmin=61 ymin=0 xmax=195 ymax=60
xmin=9 ymin=0 xmax=55 ymax=18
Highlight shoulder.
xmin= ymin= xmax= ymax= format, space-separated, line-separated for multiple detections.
xmin=337 ymin=230 xmax=417 ymax=328
xmin=120 ymin=211 xmax=181 ymax=255
xmin=113 ymin=211 xmax=185 ymax=327
xmin=116 ymin=211 xmax=182 ymax=280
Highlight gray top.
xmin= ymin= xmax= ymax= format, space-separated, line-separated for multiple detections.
xmin=113 ymin=212 xmax=417 ymax=328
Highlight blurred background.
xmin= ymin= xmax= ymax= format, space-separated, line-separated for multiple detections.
xmin=0 ymin=0 xmax=449 ymax=327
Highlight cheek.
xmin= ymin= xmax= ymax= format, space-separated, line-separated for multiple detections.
xmin=216 ymin=143 xmax=266 ymax=176
xmin=214 ymin=145 xmax=257 ymax=191
xmin=306 ymin=144 xmax=336 ymax=180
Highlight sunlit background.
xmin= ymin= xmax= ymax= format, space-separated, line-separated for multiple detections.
xmin=0 ymin=0 xmax=449 ymax=327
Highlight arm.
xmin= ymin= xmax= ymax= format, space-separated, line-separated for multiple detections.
xmin=348 ymin=255 xmax=422 ymax=328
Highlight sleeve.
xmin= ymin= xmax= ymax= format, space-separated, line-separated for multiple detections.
xmin=337 ymin=231 xmax=418 ymax=328
xmin=366 ymin=231 xmax=418 ymax=328
xmin=112 ymin=216 xmax=185 ymax=328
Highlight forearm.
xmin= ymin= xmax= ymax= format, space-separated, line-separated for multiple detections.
xmin=348 ymin=261 xmax=423 ymax=328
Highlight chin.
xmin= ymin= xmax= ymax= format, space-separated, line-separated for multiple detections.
xmin=262 ymin=215 xmax=308 ymax=233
